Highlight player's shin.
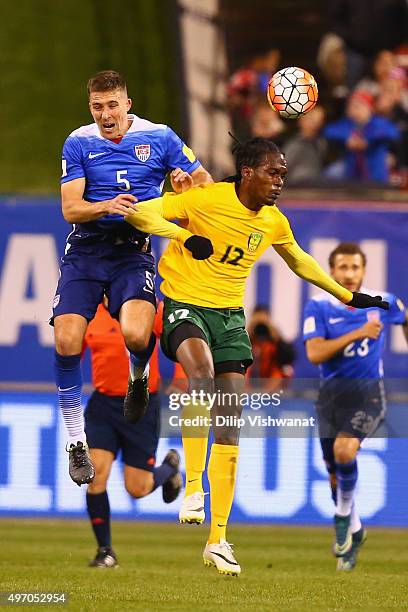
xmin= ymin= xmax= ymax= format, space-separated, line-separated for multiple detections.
xmin=335 ymin=459 xmax=358 ymax=516
xmin=130 ymin=333 xmax=156 ymax=380
xmin=86 ymin=490 xmax=111 ymax=548
xmin=54 ymin=352 xmax=86 ymax=444
xmin=182 ymin=400 xmax=211 ymax=496
xmin=207 ymin=443 xmax=239 ymax=544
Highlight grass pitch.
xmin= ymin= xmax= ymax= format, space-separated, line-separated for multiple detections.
xmin=1 ymin=520 xmax=407 ymax=611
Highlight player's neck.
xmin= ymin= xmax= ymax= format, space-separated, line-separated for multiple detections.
xmin=235 ymin=183 xmax=263 ymax=212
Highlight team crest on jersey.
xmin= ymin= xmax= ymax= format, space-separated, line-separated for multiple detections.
xmin=134 ymin=144 xmax=151 ymax=162
xmin=247 ymin=232 xmax=263 ymax=253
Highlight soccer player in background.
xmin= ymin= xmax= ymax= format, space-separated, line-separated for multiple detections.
xmin=125 ymin=137 xmax=389 ymax=576
xmin=52 ymin=70 xmax=212 ymax=485
xmin=84 ymin=299 xmax=183 ymax=568
xmin=303 ymin=242 xmax=408 ymax=570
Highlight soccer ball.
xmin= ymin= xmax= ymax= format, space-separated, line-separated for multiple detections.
xmin=267 ymin=67 xmax=318 ymax=119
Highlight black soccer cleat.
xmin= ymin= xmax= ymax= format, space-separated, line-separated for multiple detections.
xmin=67 ymin=441 xmax=95 ymax=486
xmin=123 ymin=375 xmax=149 ymax=423
xmin=89 ymin=547 xmax=119 ymax=569
xmin=162 ymin=449 xmax=183 ymax=504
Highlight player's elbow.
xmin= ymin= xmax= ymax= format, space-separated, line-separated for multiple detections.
xmin=62 ymin=210 xmax=75 ymax=224
xmin=306 ymin=348 xmax=323 ymax=365
xmin=192 ymin=168 xmax=213 ymax=186
xmin=61 ymin=203 xmax=78 ymax=224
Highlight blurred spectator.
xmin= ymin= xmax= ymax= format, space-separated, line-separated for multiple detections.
xmin=246 ymin=306 xmax=296 ymax=392
xmin=227 ymin=48 xmax=280 ymax=141
xmin=250 ymin=101 xmax=286 ymax=145
xmin=355 ymin=50 xmax=399 ymax=98
xmin=329 ymin=0 xmax=408 ymax=90
xmin=317 ymin=33 xmax=348 ymax=115
xmin=376 ymin=71 xmax=408 ymax=175
xmin=324 ymin=90 xmax=400 ymax=182
xmin=283 ymin=106 xmax=327 ymax=185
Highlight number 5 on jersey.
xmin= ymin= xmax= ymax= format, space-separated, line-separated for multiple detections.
xmin=117 ymin=170 xmax=130 ymax=190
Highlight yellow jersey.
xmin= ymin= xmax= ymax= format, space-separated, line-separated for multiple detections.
xmin=158 ymin=182 xmax=294 ymax=308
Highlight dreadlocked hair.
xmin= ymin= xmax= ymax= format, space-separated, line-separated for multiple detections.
xmin=224 ymin=137 xmax=282 ymax=183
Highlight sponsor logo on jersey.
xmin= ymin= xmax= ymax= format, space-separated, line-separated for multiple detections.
xmin=247 ymin=232 xmax=263 ymax=253
xmin=88 ymin=152 xmax=107 ymax=159
xmin=328 ymin=317 xmax=345 ymax=324
xmin=367 ymin=310 xmax=380 ymax=322
xmin=135 ymin=144 xmax=151 ymax=162
xmin=53 ymin=294 xmax=60 ymax=309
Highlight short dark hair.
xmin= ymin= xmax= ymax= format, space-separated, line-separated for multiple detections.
xmin=329 ymin=242 xmax=367 ymax=268
xmin=230 ymin=137 xmax=282 ymax=182
xmin=87 ymin=70 xmax=127 ymax=96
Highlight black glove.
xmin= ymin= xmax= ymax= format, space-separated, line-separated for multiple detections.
xmin=347 ymin=292 xmax=389 ymax=310
xmin=184 ymin=235 xmax=214 ymax=260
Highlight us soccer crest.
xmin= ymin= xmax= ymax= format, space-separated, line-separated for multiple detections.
xmin=134 ymin=144 xmax=151 ymax=162
xmin=248 ymin=232 xmax=263 ymax=253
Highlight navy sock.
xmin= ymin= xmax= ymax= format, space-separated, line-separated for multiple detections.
xmin=86 ymin=491 xmax=111 ymax=548
xmin=130 ymin=333 xmax=156 ymax=379
xmin=152 ymin=462 xmax=177 ymax=491
xmin=335 ymin=459 xmax=358 ymax=515
xmin=54 ymin=352 xmax=85 ymax=442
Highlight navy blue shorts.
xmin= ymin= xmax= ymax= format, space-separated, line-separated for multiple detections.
xmin=316 ymin=378 xmax=386 ymax=440
xmin=52 ymin=243 xmax=156 ymax=321
xmin=84 ymin=390 xmax=160 ymax=471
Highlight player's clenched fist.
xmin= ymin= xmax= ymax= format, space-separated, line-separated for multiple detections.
xmin=106 ymin=194 xmax=138 ymax=217
xmin=358 ymin=320 xmax=384 ymax=340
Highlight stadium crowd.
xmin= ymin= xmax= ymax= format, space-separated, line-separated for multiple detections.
xmin=226 ymin=29 xmax=408 ymax=188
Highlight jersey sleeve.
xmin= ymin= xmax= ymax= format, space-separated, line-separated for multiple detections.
xmin=303 ymin=300 xmax=327 ymax=342
xmin=384 ymin=294 xmax=407 ymax=325
xmin=270 ymin=210 xmax=295 ymax=245
xmin=164 ymin=127 xmax=201 ymax=174
xmin=161 ymin=185 xmax=207 ymax=220
xmin=61 ymin=136 xmax=85 ymax=184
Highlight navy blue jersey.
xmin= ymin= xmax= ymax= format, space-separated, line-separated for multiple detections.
xmin=61 ymin=114 xmax=201 ymax=246
xmin=303 ymin=289 xmax=406 ymax=379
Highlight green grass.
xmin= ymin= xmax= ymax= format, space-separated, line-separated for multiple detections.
xmin=1 ymin=520 xmax=408 ymax=611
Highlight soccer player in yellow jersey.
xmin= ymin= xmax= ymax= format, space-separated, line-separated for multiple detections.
xmin=125 ymin=137 xmax=389 ymax=576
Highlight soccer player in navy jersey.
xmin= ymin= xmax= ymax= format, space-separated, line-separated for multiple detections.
xmin=303 ymin=242 xmax=408 ymax=570
xmin=52 ymin=70 xmax=212 ymax=485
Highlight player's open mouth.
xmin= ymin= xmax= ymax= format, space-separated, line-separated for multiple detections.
xmin=103 ymin=123 xmax=115 ymax=129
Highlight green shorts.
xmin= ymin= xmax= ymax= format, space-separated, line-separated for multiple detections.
xmin=162 ymin=298 xmax=253 ymax=369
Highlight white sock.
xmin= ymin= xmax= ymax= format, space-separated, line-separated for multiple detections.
xmin=130 ymin=361 xmax=149 ymax=382
xmin=350 ymin=502 xmax=362 ymax=533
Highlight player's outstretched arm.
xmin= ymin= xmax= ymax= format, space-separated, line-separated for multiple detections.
xmin=61 ymin=179 xmax=138 ymax=223
xmin=274 ymin=242 xmax=390 ymax=309
xmin=126 ymin=197 xmax=213 ymax=260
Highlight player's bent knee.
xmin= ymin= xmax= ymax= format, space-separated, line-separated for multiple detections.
xmin=125 ymin=481 xmax=153 ymax=499
xmin=124 ymin=331 xmax=150 ymax=354
xmin=54 ymin=316 xmax=87 ymax=355
xmin=333 ymin=439 xmax=359 ymax=464
xmin=188 ymin=363 xmax=214 ymax=381
xmin=87 ymin=479 xmax=109 ymax=495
